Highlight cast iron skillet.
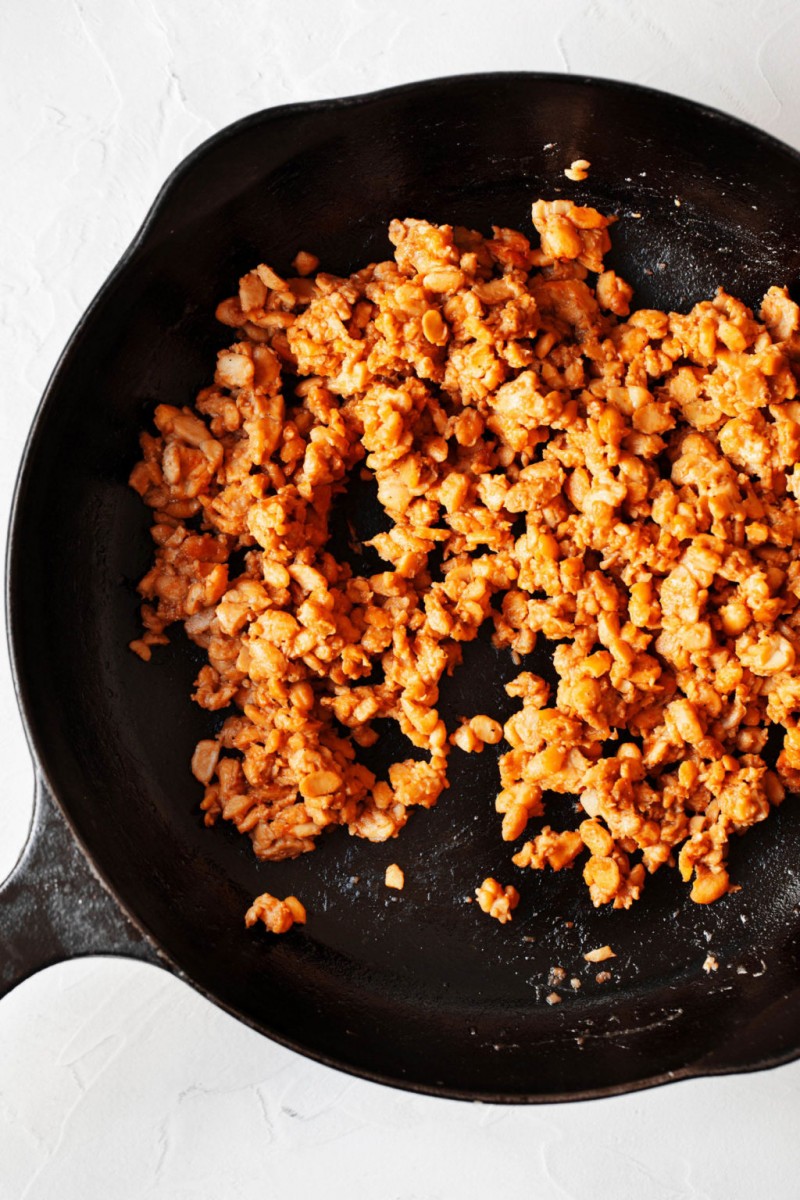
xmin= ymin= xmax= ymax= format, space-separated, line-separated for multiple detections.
xmin=5 ymin=73 xmax=800 ymax=1104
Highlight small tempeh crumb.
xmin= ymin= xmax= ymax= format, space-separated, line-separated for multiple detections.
xmin=583 ymin=944 xmax=616 ymax=963
xmin=475 ymin=877 xmax=520 ymax=924
xmin=385 ymin=863 xmax=405 ymax=890
xmin=292 ymin=249 xmax=320 ymax=276
xmin=564 ymin=158 xmax=591 ymax=182
xmin=245 ymin=891 xmax=306 ymax=934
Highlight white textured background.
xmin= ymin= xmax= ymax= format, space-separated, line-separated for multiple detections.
xmin=3 ymin=1 xmax=800 ymax=1196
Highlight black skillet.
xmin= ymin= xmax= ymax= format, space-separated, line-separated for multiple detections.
xmin=5 ymin=73 xmax=800 ymax=1103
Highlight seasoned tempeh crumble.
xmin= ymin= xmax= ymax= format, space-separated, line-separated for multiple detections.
xmin=130 ymin=197 xmax=800 ymax=923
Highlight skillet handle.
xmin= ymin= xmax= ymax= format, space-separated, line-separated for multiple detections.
xmin=0 ymin=775 xmax=163 ymax=999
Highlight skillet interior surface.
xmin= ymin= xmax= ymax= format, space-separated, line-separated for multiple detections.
xmin=10 ymin=74 xmax=800 ymax=1101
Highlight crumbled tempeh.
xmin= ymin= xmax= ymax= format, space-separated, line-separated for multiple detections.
xmin=385 ymin=863 xmax=405 ymax=890
xmin=475 ymin=877 xmax=520 ymax=924
xmin=131 ymin=198 xmax=800 ymax=924
xmin=583 ymin=945 xmax=616 ymax=963
xmin=245 ymin=891 xmax=306 ymax=934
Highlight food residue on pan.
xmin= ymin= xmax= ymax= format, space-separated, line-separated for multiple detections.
xmin=583 ymin=945 xmax=616 ymax=963
xmin=244 ymin=891 xmax=306 ymax=934
xmin=385 ymin=863 xmax=405 ymax=890
xmin=451 ymin=713 xmax=504 ymax=753
xmin=129 ymin=193 xmax=800 ymax=936
xmin=564 ymin=158 xmax=591 ymax=182
xmin=475 ymin=877 xmax=520 ymax=924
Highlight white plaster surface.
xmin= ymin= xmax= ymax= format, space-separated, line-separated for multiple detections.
xmin=3 ymin=1 xmax=800 ymax=1195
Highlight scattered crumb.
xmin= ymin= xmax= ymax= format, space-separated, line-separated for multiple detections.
xmin=522 ymin=935 xmax=536 ymax=943
xmin=451 ymin=719 xmax=483 ymax=753
xmin=245 ymin=891 xmax=306 ymax=934
xmin=631 ymin=211 xmax=642 ymax=218
xmin=570 ymin=977 xmax=582 ymax=990
xmin=736 ymin=965 xmax=748 ymax=975
xmin=564 ymin=920 xmax=574 ymax=929
xmin=546 ymin=991 xmax=562 ymax=1005
xmin=549 ymin=965 xmax=567 ymax=985
xmin=292 ymin=249 xmax=319 ymax=276
xmin=674 ymin=197 xmax=682 ymax=207
xmin=451 ymin=714 xmax=503 ymax=753
xmin=385 ymin=863 xmax=404 ymax=890
xmin=349 ymin=875 xmax=360 ymax=885
xmin=475 ymin=877 xmax=520 ymax=924
xmin=564 ymin=158 xmax=591 ymax=182
xmin=543 ymin=142 xmax=556 ymax=150
xmin=703 ymin=954 xmax=719 ymax=973
xmin=584 ymin=944 xmax=616 ymax=963
xmin=575 ymin=1035 xmax=586 ymax=1046
xmin=595 ymin=971 xmax=612 ymax=984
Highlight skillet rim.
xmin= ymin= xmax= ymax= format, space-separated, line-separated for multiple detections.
xmin=7 ymin=70 xmax=800 ymax=1103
